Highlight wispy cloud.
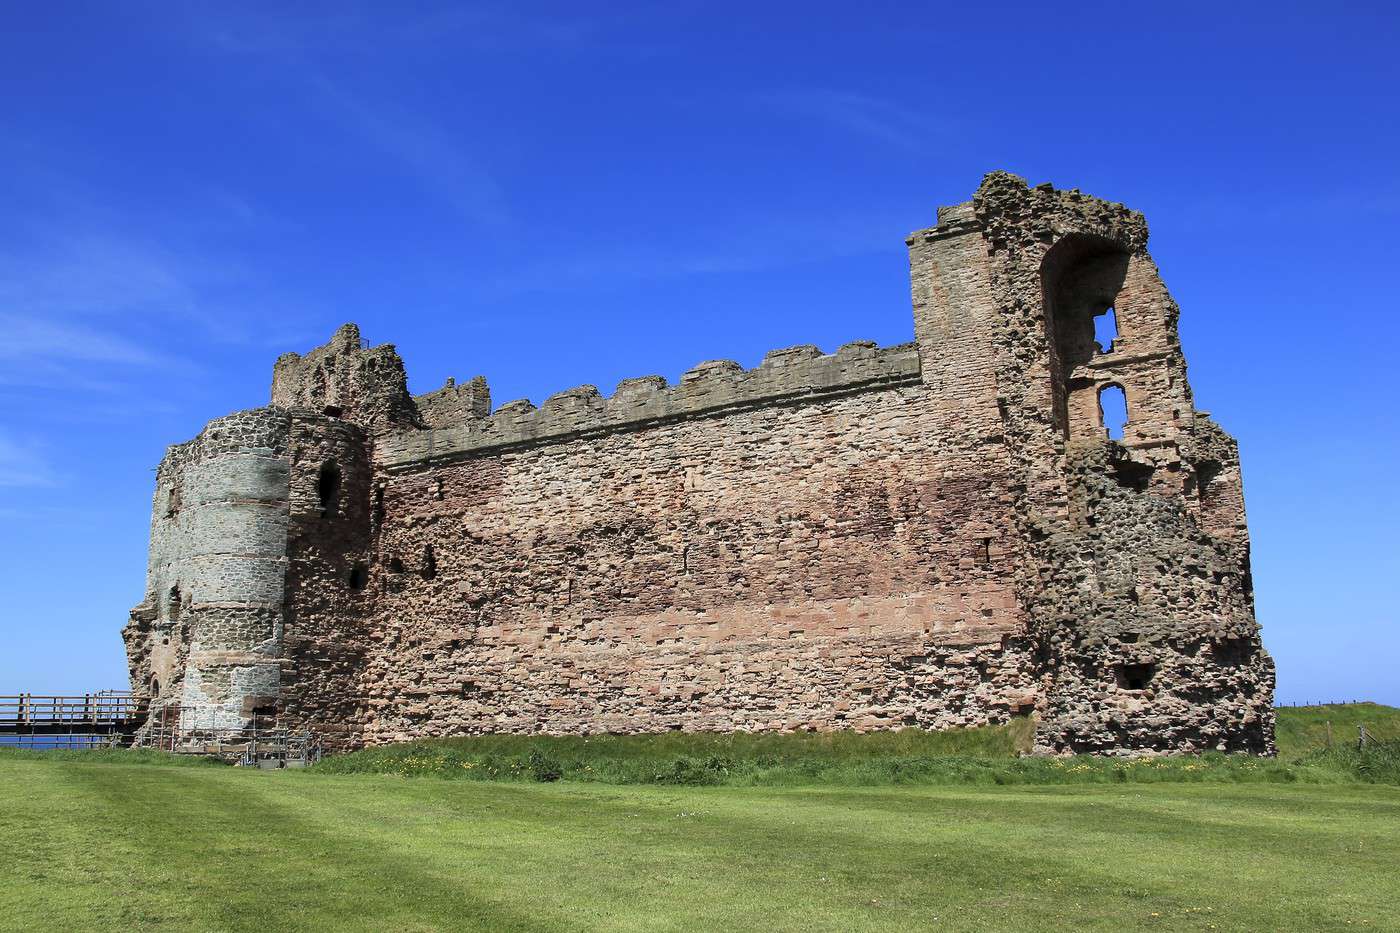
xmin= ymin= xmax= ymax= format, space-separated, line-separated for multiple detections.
xmin=196 ymin=3 xmax=594 ymax=57
xmin=1170 ymin=184 xmax=1400 ymax=236
xmin=759 ymin=90 xmax=939 ymax=150
xmin=0 ymin=224 xmax=259 ymax=390
xmin=0 ymin=235 xmax=201 ymax=321
xmin=306 ymin=73 xmax=511 ymax=230
xmin=0 ymin=314 xmax=170 ymax=367
xmin=168 ymin=3 xmax=608 ymax=231
xmin=0 ymin=431 xmax=60 ymax=488
xmin=471 ymin=206 xmax=905 ymax=299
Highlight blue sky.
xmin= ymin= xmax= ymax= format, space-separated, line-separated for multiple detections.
xmin=1 ymin=2 xmax=1396 ymax=705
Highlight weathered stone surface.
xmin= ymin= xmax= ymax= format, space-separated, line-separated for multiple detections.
xmin=125 ymin=172 xmax=1275 ymax=755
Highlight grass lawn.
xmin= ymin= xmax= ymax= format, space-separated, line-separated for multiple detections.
xmin=2 ymin=705 xmax=1397 ymax=932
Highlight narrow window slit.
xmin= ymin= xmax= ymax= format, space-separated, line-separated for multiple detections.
xmin=318 ymin=460 xmax=342 ymax=517
xmin=372 ymin=485 xmax=386 ymax=528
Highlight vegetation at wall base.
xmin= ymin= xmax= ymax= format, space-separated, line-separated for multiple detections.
xmin=306 ymin=704 xmax=1400 ymax=787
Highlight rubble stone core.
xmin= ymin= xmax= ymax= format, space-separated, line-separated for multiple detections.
xmin=124 ymin=173 xmax=1276 ymax=755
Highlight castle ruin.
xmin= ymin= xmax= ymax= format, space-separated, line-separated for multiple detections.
xmin=123 ymin=172 xmax=1276 ymax=755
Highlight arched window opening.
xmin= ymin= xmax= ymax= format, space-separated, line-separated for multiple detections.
xmin=387 ymin=556 xmax=405 ymax=574
xmin=1093 ymin=305 xmax=1118 ymax=354
xmin=168 ymin=584 xmax=182 ymax=623
xmin=1098 ymin=384 xmax=1129 ymax=440
xmin=349 ymin=562 xmax=369 ymax=591
xmin=149 ymin=676 xmax=160 ymax=698
xmin=318 ymin=460 xmax=342 ymax=517
xmin=421 ymin=545 xmax=437 ymax=581
xmin=1040 ymin=235 xmax=1130 ymax=439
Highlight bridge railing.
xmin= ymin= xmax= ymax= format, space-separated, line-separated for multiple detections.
xmin=0 ymin=692 xmax=147 ymax=730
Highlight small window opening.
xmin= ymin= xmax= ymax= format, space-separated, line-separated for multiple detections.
xmin=433 ymin=477 xmax=444 ymax=500
xmin=1098 ymin=384 xmax=1128 ymax=440
xmin=317 ymin=460 xmax=342 ymax=517
xmin=387 ymin=556 xmax=405 ymax=574
xmin=1196 ymin=460 xmax=1223 ymax=505
xmin=168 ymin=584 xmax=182 ymax=622
xmin=1115 ymin=662 xmax=1156 ymax=691
xmin=681 ymin=545 xmax=691 ymax=576
xmin=322 ymin=405 xmax=343 ymax=418
xmin=372 ymin=485 xmax=386 ymax=528
xmin=1110 ymin=457 xmax=1154 ymax=492
xmin=1093 ymin=305 xmax=1119 ymax=354
xmin=149 ymin=676 xmax=160 ymax=697
xmin=349 ymin=562 xmax=369 ymax=591
xmin=976 ymin=537 xmax=992 ymax=566
xmin=166 ymin=486 xmax=182 ymax=518
xmin=421 ymin=545 xmax=437 ymax=580
xmin=1212 ymin=637 xmax=1254 ymax=667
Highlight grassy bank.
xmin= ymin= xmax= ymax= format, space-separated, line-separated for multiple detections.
xmin=309 ymin=704 xmax=1400 ymax=787
xmin=2 ymin=755 xmax=1397 ymax=931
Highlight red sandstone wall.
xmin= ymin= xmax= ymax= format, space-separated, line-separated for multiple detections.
xmin=356 ymin=381 xmax=1038 ymax=744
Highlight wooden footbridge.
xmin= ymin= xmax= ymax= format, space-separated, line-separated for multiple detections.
xmin=0 ymin=692 xmax=148 ymax=749
xmin=1 ymin=693 xmax=322 ymax=766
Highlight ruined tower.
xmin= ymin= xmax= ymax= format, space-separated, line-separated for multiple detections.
xmin=124 ymin=173 xmax=1275 ymax=754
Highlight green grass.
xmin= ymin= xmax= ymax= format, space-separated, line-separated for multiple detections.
xmin=2 ymin=706 xmax=1397 ymax=931
xmin=1 ymin=756 xmax=1396 ymax=931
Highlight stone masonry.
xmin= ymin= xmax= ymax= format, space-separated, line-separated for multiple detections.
xmin=123 ymin=173 xmax=1276 ymax=755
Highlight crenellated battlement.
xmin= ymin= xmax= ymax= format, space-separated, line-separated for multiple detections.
xmin=379 ymin=340 xmax=920 ymax=469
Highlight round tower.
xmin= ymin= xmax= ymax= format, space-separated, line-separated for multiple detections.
xmin=126 ymin=408 xmax=293 ymax=732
